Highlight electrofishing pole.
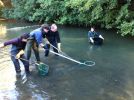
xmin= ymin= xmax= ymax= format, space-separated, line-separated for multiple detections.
xmin=49 ymin=50 xmax=95 ymax=67
xmin=43 ymin=43 xmax=95 ymax=67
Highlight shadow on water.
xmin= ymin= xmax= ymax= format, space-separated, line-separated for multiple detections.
xmin=0 ymin=21 xmax=134 ymax=100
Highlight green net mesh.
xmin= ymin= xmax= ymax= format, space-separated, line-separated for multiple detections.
xmin=36 ymin=62 xmax=49 ymax=76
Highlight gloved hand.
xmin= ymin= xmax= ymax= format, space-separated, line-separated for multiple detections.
xmin=91 ymin=40 xmax=94 ymax=44
xmin=39 ymin=43 xmax=45 ymax=48
xmin=16 ymin=50 xmax=24 ymax=59
xmin=16 ymin=53 xmax=21 ymax=59
xmin=57 ymin=43 xmax=61 ymax=52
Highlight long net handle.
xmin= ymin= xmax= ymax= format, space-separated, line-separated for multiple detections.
xmin=0 ymin=49 xmax=37 ymax=65
xmin=49 ymin=50 xmax=82 ymax=64
xmin=47 ymin=43 xmax=95 ymax=67
xmin=43 ymin=49 xmax=95 ymax=67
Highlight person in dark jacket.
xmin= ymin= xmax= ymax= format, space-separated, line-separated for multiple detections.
xmin=88 ymin=27 xmax=104 ymax=45
xmin=25 ymin=24 xmax=50 ymax=62
xmin=43 ymin=24 xmax=61 ymax=57
xmin=0 ymin=33 xmax=30 ymax=74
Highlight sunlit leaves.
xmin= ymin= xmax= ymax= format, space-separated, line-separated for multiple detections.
xmin=118 ymin=21 xmax=134 ymax=36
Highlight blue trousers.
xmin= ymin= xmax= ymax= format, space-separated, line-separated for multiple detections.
xmin=11 ymin=46 xmax=29 ymax=73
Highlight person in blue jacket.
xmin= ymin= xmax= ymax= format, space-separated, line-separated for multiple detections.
xmin=88 ymin=27 xmax=104 ymax=45
xmin=0 ymin=33 xmax=30 ymax=74
xmin=25 ymin=24 xmax=49 ymax=62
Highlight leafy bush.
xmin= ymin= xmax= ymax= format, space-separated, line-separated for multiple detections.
xmin=1 ymin=0 xmax=134 ymax=36
xmin=118 ymin=21 xmax=134 ymax=36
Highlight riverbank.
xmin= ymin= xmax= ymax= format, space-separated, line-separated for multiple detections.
xmin=0 ymin=18 xmax=5 ymax=21
xmin=0 ymin=18 xmax=16 ymax=22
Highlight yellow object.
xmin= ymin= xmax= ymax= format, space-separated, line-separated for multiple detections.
xmin=16 ymin=50 xmax=24 ymax=59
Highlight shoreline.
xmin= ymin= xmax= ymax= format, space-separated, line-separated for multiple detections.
xmin=0 ymin=18 xmax=16 ymax=22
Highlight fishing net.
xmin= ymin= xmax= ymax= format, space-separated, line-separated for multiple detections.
xmin=36 ymin=62 xmax=49 ymax=76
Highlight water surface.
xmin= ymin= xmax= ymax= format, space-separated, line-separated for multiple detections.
xmin=0 ymin=21 xmax=134 ymax=100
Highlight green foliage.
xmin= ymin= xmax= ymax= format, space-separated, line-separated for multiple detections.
xmin=118 ymin=21 xmax=134 ymax=36
xmin=116 ymin=4 xmax=129 ymax=25
xmin=115 ymin=3 xmax=134 ymax=36
xmin=1 ymin=0 xmax=134 ymax=36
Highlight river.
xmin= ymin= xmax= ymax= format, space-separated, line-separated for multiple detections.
xmin=0 ymin=21 xmax=134 ymax=100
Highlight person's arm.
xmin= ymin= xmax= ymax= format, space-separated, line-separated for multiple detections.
xmin=56 ymin=31 xmax=61 ymax=51
xmin=57 ymin=43 xmax=61 ymax=51
xmin=32 ymin=30 xmax=44 ymax=47
xmin=0 ymin=43 xmax=5 ymax=48
xmin=99 ymin=35 xmax=104 ymax=40
xmin=56 ymin=31 xmax=61 ymax=43
xmin=16 ymin=50 xmax=24 ymax=59
xmin=90 ymin=37 xmax=94 ymax=43
xmin=42 ymin=32 xmax=50 ymax=44
xmin=5 ymin=38 xmax=19 ymax=46
xmin=0 ymin=38 xmax=19 ymax=48
xmin=88 ymin=31 xmax=94 ymax=43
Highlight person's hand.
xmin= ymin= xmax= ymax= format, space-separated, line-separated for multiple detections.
xmin=91 ymin=39 xmax=94 ymax=44
xmin=16 ymin=53 xmax=21 ymax=59
xmin=99 ymin=35 xmax=104 ymax=40
xmin=15 ymin=50 xmax=24 ymax=59
xmin=101 ymin=37 xmax=104 ymax=40
xmin=58 ymin=48 xmax=61 ymax=53
xmin=0 ymin=43 xmax=4 ymax=48
xmin=57 ymin=43 xmax=61 ymax=52
xmin=40 ymin=43 xmax=45 ymax=48
xmin=90 ymin=38 xmax=94 ymax=44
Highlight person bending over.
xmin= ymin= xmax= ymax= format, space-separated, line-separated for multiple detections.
xmin=25 ymin=24 xmax=50 ymax=62
xmin=0 ymin=33 xmax=30 ymax=74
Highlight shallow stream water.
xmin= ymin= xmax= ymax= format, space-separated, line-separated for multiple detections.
xmin=0 ymin=21 xmax=134 ymax=100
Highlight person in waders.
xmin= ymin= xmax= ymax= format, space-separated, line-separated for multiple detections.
xmin=43 ymin=24 xmax=61 ymax=57
xmin=88 ymin=27 xmax=104 ymax=45
xmin=25 ymin=24 xmax=50 ymax=62
xmin=0 ymin=33 xmax=30 ymax=74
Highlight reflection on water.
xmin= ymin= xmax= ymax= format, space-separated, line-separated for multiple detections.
xmin=0 ymin=22 xmax=134 ymax=100
xmin=0 ymin=46 xmax=17 ymax=99
xmin=6 ymin=25 xmax=40 ymax=31
xmin=0 ymin=25 xmax=7 ymax=38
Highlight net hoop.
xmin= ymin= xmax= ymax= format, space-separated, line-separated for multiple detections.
xmin=83 ymin=61 xmax=95 ymax=67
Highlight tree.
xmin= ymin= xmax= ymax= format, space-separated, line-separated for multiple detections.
xmin=1 ymin=0 xmax=134 ymax=36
